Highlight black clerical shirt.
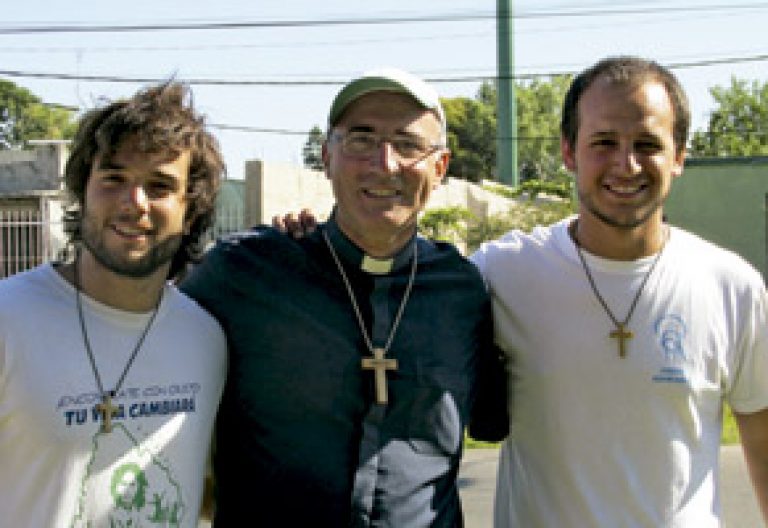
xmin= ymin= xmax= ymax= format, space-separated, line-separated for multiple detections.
xmin=182 ymin=218 xmax=507 ymax=527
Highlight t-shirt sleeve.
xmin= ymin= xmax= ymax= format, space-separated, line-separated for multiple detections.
xmin=728 ymin=285 xmax=768 ymax=413
xmin=469 ymin=246 xmax=487 ymax=276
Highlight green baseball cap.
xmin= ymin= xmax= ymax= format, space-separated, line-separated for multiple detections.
xmin=328 ymin=67 xmax=446 ymax=136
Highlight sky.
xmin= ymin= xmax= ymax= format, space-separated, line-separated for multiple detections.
xmin=2 ymin=1 xmax=767 ymax=181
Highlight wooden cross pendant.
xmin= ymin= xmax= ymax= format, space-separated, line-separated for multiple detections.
xmin=361 ymin=348 xmax=398 ymax=405
xmin=610 ymin=324 xmax=634 ymax=358
xmin=95 ymin=393 xmax=119 ymax=433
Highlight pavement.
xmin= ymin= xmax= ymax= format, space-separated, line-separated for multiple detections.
xmin=458 ymin=445 xmax=763 ymax=527
xmin=199 ymin=445 xmax=761 ymax=527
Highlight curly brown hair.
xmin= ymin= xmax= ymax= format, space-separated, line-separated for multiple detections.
xmin=561 ymin=56 xmax=690 ymax=154
xmin=64 ymin=81 xmax=225 ymax=279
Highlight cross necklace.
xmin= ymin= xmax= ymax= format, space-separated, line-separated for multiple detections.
xmin=74 ymin=251 xmax=162 ymax=432
xmin=572 ymin=222 xmax=668 ymax=358
xmin=323 ymin=229 xmax=417 ymax=405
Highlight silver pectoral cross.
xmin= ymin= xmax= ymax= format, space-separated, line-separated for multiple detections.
xmin=361 ymin=348 xmax=398 ymax=405
xmin=95 ymin=393 xmax=119 ymax=433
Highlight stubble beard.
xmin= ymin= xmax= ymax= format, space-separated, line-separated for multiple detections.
xmin=578 ymin=188 xmax=665 ymax=230
xmin=80 ymin=214 xmax=182 ymax=279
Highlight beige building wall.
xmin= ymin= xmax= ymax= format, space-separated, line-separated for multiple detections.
xmin=245 ymin=159 xmax=519 ymax=227
xmin=245 ymin=160 xmax=336 ymax=226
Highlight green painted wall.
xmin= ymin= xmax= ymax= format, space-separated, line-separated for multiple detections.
xmin=665 ymin=156 xmax=768 ymax=281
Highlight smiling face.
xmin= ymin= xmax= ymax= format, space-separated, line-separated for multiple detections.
xmin=562 ymin=76 xmax=685 ymax=237
xmin=323 ymin=91 xmax=449 ymax=256
xmin=80 ymin=135 xmax=191 ymax=280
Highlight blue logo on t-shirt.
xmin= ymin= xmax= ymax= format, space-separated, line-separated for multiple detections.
xmin=652 ymin=314 xmax=689 ymax=384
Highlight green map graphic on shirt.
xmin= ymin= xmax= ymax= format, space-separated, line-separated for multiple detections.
xmin=70 ymin=423 xmax=185 ymax=527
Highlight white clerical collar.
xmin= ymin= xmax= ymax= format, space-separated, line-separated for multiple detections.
xmin=324 ymin=213 xmax=416 ymax=275
xmin=361 ymin=255 xmax=394 ymax=275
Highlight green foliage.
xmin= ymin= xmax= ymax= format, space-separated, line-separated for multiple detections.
xmin=419 ymin=199 xmax=574 ymax=254
xmin=515 ymin=76 xmax=572 ymax=183
xmin=304 ymin=76 xmax=571 ymax=183
xmin=443 ymin=96 xmax=496 ymax=183
xmin=442 ymin=75 xmax=571 ymax=184
xmin=722 ymin=405 xmax=740 ymax=445
xmin=484 ymin=178 xmax=573 ymax=200
xmin=0 ymin=79 xmax=75 ymax=149
xmin=690 ymin=77 xmax=768 ymax=157
xmin=465 ymin=200 xmax=574 ymax=252
xmin=419 ymin=206 xmax=472 ymax=242
xmin=302 ymin=125 xmax=325 ymax=171
xmin=464 ymin=433 xmax=500 ymax=449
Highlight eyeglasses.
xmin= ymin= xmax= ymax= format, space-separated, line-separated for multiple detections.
xmin=331 ymin=131 xmax=443 ymax=161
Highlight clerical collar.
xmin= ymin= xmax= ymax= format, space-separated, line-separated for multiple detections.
xmin=324 ymin=217 xmax=416 ymax=276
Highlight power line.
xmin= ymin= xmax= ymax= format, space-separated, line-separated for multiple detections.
xmin=0 ymin=31 xmax=490 ymax=54
xmin=210 ymin=124 xmax=308 ymax=136
xmin=2 ymin=53 xmax=767 ymax=86
xmin=0 ymin=4 xmax=767 ymax=34
xmin=2 ymin=14 xmax=492 ymax=35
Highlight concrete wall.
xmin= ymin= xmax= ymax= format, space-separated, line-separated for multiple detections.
xmin=244 ymin=160 xmax=519 ymax=227
xmin=245 ymin=160 xmax=336 ymax=227
xmin=665 ymin=157 xmax=768 ymax=281
xmin=0 ymin=141 xmax=68 ymax=194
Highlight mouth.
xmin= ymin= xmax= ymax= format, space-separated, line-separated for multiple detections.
xmin=603 ymin=180 xmax=648 ymax=198
xmin=112 ymin=224 xmax=153 ymax=241
xmin=362 ymin=188 xmax=402 ymax=199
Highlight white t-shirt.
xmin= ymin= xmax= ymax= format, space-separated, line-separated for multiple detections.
xmin=0 ymin=264 xmax=227 ymax=528
xmin=472 ymin=218 xmax=768 ymax=527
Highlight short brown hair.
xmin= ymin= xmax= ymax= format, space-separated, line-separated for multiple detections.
xmin=560 ymin=56 xmax=690 ymax=152
xmin=64 ymin=81 xmax=225 ymax=279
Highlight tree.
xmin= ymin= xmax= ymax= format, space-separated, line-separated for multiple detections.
xmin=442 ymin=75 xmax=571 ymax=184
xmin=302 ymin=125 xmax=325 ymax=171
xmin=0 ymin=79 xmax=75 ymax=149
xmin=690 ymin=77 xmax=768 ymax=157
xmin=443 ymin=96 xmax=496 ymax=183
xmin=301 ymin=75 xmax=572 ymax=184
xmin=515 ymin=76 xmax=571 ymax=183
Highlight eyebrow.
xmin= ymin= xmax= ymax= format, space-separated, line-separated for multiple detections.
xmin=95 ymin=159 xmax=125 ymax=171
xmin=95 ymin=161 xmax=182 ymax=181
xmin=345 ymin=125 xmax=422 ymax=138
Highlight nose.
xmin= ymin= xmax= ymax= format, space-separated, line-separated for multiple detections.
xmin=615 ymin=146 xmax=642 ymax=176
xmin=373 ymin=141 xmax=400 ymax=174
xmin=121 ymin=184 xmax=150 ymax=213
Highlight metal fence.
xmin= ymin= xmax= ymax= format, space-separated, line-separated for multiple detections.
xmin=0 ymin=205 xmax=245 ymax=279
xmin=0 ymin=209 xmax=63 ymax=279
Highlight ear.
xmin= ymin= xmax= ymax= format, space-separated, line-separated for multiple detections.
xmin=671 ymin=148 xmax=686 ymax=179
xmin=432 ymin=149 xmax=450 ymax=188
xmin=321 ymin=141 xmax=330 ymax=177
xmin=560 ymin=136 xmax=577 ymax=172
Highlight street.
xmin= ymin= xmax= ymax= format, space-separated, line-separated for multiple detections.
xmin=458 ymin=445 xmax=763 ymax=527
xmin=198 ymin=445 xmax=761 ymax=527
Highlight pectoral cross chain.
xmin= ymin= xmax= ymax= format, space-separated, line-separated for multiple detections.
xmin=610 ymin=324 xmax=634 ymax=358
xmin=362 ymin=348 xmax=398 ymax=405
xmin=95 ymin=393 xmax=119 ymax=433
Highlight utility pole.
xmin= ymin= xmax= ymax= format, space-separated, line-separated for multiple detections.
xmin=496 ymin=0 xmax=518 ymax=186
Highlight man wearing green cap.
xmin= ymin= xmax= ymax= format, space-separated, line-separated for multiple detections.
xmin=182 ymin=68 xmax=507 ymax=526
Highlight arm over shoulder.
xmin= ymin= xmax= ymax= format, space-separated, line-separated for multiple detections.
xmin=467 ymin=301 xmax=509 ymax=442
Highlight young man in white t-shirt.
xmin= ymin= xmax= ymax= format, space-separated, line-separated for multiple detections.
xmin=472 ymin=55 xmax=768 ymax=527
xmin=0 ymin=82 xmax=227 ymax=527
